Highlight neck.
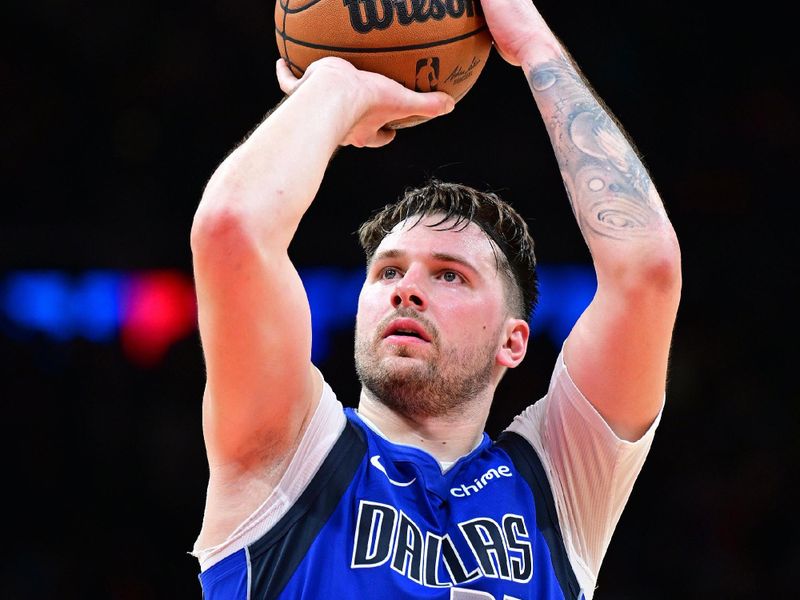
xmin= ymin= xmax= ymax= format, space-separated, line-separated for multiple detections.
xmin=357 ymin=388 xmax=492 ymax=463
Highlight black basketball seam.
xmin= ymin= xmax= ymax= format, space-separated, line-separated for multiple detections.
xmin=274 ymin=24 xmax=488 ymax=53
xmin=283 ymin=55 xmax=303 ymax=73
xmin=281 ymin=0 xmax=295 ymax=76
xmin=281 ymin=0 xmax=306 ymax=78
xmin=279 ymin=0 xmax=327 ymax=13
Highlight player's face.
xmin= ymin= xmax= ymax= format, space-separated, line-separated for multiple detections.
xmin=354 ymin=215 xmax=512 ymax=417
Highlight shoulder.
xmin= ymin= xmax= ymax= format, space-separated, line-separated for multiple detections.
xmin=193 ymin=372 xmax=360 ymax=571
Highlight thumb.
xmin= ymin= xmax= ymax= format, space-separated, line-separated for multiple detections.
xmin=401 ymin=90 xmax=456 ymax=119
xmin=276 ymin=58 xmax=304 ymax=95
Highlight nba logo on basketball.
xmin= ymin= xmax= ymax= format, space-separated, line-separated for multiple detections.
xmin=415 ymin=58 xmax=439 ymax=92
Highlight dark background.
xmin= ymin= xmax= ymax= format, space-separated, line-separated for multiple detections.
xmin=3 ymin=1 xmax=797 ymax=598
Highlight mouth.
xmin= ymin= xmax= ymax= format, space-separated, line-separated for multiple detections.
xmin=382 ymin=318 xmax=432 ymax=344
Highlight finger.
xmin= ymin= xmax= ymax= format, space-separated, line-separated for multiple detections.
xmin=275 ymin=58 xmax=302 ymax=95
xmin=492 ymin=42 xmax=520 ymax=67
xmin=395 ymin=89 xmax=456 ymax=119
xmin=364 ymin=127 xmax=397 ymax=148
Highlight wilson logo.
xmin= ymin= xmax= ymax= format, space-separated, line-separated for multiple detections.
xmin=342 ymin=0 xmax=482 ymax=33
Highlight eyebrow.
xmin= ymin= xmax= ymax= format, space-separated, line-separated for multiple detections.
xmin=371 ymin=249 xmax=481 ymax=275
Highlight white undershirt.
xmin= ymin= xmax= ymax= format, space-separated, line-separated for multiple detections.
xmin=505 ymin=349 xmax=662 ymax=599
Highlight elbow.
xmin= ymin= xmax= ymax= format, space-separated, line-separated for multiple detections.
xmin=191 ymin=199 xmax=294 ymax=272
xmin=653 ymin=226 xmax=682 ymax=290
xmin=190 ymin=204 xmax=286 ymax=280
xmin=638 ymin=226 xmax=682 ymax=293
xmin=641 ymin=244 xmax=682 ymax=299
xmin=191 ymin=201 xmax=252 ymax=259
xmin=192 ymin=166 xmax=250 ymax=253
xmin=192 ymin=168 xmax=295 ymax=256
xmin=600 ymin=228 xmax=683 ymax=299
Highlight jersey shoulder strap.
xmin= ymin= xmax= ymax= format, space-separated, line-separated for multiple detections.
xmin=248 ymin=418 xmax=367 ymax=598
xmin=496 ymin=431 xmax=582 ymax=600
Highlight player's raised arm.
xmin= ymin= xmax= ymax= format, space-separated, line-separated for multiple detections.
xmin=190 ymin=57 xmax=453 ymax=542
xmin=483 ymin=2 xmax=681 ymax=441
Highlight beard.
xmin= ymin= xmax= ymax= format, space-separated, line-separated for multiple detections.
xmin=354 ymin=309 xmax=498 ymax=419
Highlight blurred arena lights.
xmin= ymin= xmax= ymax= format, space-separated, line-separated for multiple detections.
xmin=0 ymin=266 xmax=596 ymax=367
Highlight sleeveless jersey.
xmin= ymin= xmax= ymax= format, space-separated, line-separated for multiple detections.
xmin=198 ymin=408 xmax=582 ymax=599
xmin=194 ymin=349 xmax=661 ymax=599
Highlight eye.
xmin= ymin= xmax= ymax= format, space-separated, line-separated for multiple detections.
xmin=440 ymin=270 xmax=463 ymax=283
xmin=380 ymin=267 xmax=401 ymax=280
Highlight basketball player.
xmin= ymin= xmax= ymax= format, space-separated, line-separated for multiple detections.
xmin=189 ymin=1 xmax=682 ymax=598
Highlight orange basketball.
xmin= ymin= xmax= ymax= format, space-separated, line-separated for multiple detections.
xmin=274 ymin=0 xmax=492 ymax=127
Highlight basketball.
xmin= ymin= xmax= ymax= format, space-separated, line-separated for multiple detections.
xmin=274 ymin=0 xmax=492 ymax=128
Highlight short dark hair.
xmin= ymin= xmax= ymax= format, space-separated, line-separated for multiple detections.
xmin=357 ymin=179 xmax=538 ymax=320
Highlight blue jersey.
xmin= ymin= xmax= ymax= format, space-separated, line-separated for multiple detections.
xmin=199 ymin=408 xmax=582 ymax=600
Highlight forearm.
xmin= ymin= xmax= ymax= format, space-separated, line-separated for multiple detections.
xmin=520 ymin=31 xmax=680 ymax=285
xmin=193 ymin=71 xmax=357 ymax=253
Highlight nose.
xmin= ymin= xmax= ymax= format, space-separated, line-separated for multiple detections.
xmin=391 ymin=269 xmax=428 ymax=310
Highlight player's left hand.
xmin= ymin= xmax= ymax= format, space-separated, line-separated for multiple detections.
xmin=479 ymin=0 xmax=551 ymax=66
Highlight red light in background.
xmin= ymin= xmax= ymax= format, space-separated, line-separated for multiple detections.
xmin=120 ymin=271 xmax=197 ymax=367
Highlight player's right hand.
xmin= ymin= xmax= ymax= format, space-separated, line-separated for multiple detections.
xmin=276 ymin=57 xmax=454 ymax=148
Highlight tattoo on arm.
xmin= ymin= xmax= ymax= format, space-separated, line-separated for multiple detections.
xmin=526 ymin=55 xmax=667 ymax=242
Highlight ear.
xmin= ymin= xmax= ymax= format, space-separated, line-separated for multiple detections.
xmin=496 ymin=318 xmax=530 ymax=369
